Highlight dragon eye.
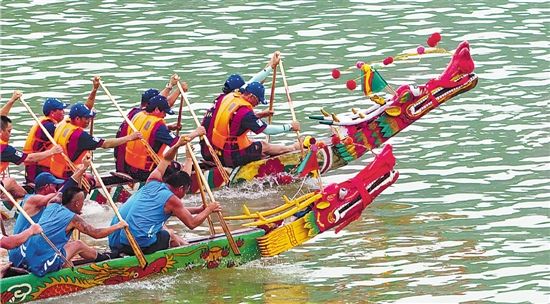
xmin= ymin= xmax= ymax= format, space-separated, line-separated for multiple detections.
xmin=338 ymin=188 xmax=348 ymax=200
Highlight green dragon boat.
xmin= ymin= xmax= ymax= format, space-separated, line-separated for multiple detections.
xmin=1 ymin=144 xmax=398 ymax=303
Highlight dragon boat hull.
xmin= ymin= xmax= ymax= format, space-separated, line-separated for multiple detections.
xmin=1 ymin=144 xmax=398 ymax=303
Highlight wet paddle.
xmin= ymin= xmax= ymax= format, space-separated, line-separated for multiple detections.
xmin=0 ymin=184 xmax=74 ymax=268
xmin=88 ymin=161 xmax=148 ymax=268
xmin=185 ymin=143 xmax=240 ymax=255
xmin=19 ymin=97 xmax=91 ymax=192
xmin=188 ymin=148 xmax=216 ymax=236
xmin=98 ymin=80 xmax=161 ymax=165
xmin=175 ymin=82 xmax=230 ymax=184
xmin=278 ymin=60 xmax=304 ymax=156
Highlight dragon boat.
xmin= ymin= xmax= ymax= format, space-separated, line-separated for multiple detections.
xmin=0 ymin=144 xmax=398 ymax=303
xmin=0 ymin=41 xmax=477 ymax=217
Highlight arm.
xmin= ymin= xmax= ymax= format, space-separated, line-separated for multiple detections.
xmin=166 ymin=196 xmax=221 ymax=229
xmin=24 ymin=145 xmax=63 ymax=163
xmin=0 ymin=90 xmax=22 ymax=116
xmin=245 ymin=51 xmax=281 ymax=85
xmin=23 ymin=192 xmax=57 ymax=214
xmin=167 ymin=81 xmax=187 ymax=107
xmin=0 ymin=224 xmax=42 ymax=250
xmin=101 ymin=132 xmax=141 ymax=149
xmin=147 ymin=135 xmax=187 ymax=182
xmin=85 ymin=76 xmax=100 ymax=110
xmin=69 ymin=215 xmax=127 ymax=239
xmin=160 ymin=74 xmax=179 ymax=100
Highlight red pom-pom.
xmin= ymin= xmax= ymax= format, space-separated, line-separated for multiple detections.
xmin=356 ymin=61 xmax=365 ymax=69
xmin=331 ymin=69 xmax=341 ymax=79
xmin=346 ymin=79 xmax=357 ymax=90
xmin=383 ymin=57 xmax=394 ymax=65
xmin=427 ymin=33 xmax=441 ymax=47
xmin=331 ymin=135 xmax=341 ymax=145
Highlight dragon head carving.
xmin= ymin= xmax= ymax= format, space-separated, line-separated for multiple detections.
xmin=313 ymin=144 xmax=398 ymax=233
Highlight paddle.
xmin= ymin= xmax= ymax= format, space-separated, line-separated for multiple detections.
xmin=19 ymin=97 xmax=91 ymax=193
xmin=185 ymin=143 xmax=240 ymax=255
xmin=174 ymin=94 xmax=185 ymax=161
xmin=98 ymin=80 xmax=161 ymax=165
xmin=88 ymin=161 xmax=148 ymax=268
xmin=175 ymin=82 xmax=230 ymax=184
xmin=266 ymin=65 xmax=277 ymax=143
xmin=188 ymin=147 xmax=215 ymax=236
xmin=0 ymin=184 xmax=74 ymax=268
xmin=278 ymin=60 xmax=304 ymax=156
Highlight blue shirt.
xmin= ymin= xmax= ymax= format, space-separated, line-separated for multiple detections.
xmin=22 ymin=203 xmax=75 ymax=277
xmin=117 ymin=180 xmax=174 ymax=248
xmin=8 ymin=194 xmax=45 ymax=268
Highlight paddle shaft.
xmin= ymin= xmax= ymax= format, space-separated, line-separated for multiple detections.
xmin=278 ymin=60 xmax=304 ymax=156
xmin=266 ymin=66 xmax=277 ymax=143
xmin=174 ymin=94 xmax=185 ymax=161
xmin=0 ymin=184 xmax=74 ymax=268
xmin=19 ymin=97 xmax=90 ymax=192
xmin=88 ymin=162 xmax=148 ymax=268
xmin=98 ymin=81 xmax=161 ymax=165
xmin=185 ymin=143 xmax=240 ymax=255
xmin=176 ymin=82 xmax=230 ymax=184
xmin=190 ymin=151 xmax=216 ymax=236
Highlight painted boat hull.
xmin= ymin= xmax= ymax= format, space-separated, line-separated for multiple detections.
xmin=1 ymin=143 xmax=399 ymax=303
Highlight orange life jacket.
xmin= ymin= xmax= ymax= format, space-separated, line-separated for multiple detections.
xmin=125 ymin=112 xmax=167 ymax=171
xmin=50 ymin=120 xmax=86 ymax=178
xmin=0 ymin=138 xmax=9 ymax=174
xmin=23 ymin=116 xmax=56 ymax=168
xmin=210 ymin=92 xmax=253 ymax=151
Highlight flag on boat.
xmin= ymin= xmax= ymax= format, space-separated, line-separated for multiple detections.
xmin=297 ymin=146 xmax=320 ymax=178
xmin=361 ymin=64 xmax=388 ymax=96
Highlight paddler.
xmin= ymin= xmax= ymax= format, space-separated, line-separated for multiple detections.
xmin=114 ymin=74 xmax=186 ymax=173
xmin=1 ymin=91 xmax=63 ymax=200
xmin=199 ymin=51 xmax=283 ymax=163
xmin=109 ymin=134 xmax=220 ymax=256
xmin=8 ymin=157 xmax=91 ymax=269
xmin=21 ymin=173 xmax=128 ymax=277
xmin=201 ymin=81 xmax=301 ymax=168
xmin=122 ymin=92 xmax=204 ymax=181
xmin=50 ymin=102 xmax=142 ymax=179
xmin=23 ymin=76 xmax=100 ymax=184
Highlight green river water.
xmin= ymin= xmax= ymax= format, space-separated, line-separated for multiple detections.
xmin=1 ymin=0 xmax=549 ymax=303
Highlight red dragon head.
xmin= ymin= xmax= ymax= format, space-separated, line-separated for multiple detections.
xmin=313 ymin=144 xmax=398 ymax=233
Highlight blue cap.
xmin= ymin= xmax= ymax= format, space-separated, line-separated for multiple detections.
xmin=69 ymin=103 xmax=96 ymax=119
xmin=223 ymin=74 xmax=245 ymax=93
xmin=146 ymin=95 xmax=174 ymax=115
xmin=141 ymin=88 xmax=159 ymax=105
xmin=43 ymin=98 xmax=70 ymax=116
xmin=35 ymin=172 xmax=65 ymax=189
xmin=245 ymin=81 xmax=266 ymax=104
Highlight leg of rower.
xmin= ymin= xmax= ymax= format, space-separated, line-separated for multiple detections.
xmin=64 ymin=240 xmax=98 ymax=264
xmin=260 ymin=141 xmax=299 ymax=156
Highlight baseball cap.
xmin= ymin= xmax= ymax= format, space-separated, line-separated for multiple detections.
xmin=223 ymin=74 xmax=245 ymax=94
xmin=35 ymin=172 xmax=65 ymax=189
xmin=245 ymin=81 xmax=266 ymax=104
xmin=146 ymin=95 xmax=174 ymax=115
xmin=43 ymin=98 xmax=70 ymax=115
xmin=69 ymin=103 xmax=96 ymax=119
xmin=141 ymin=88 xmax=160 ymax=105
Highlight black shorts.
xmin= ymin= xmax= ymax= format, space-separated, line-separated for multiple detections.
xmin=222 ymin=141 xmax=263 ymax=168
xmin=120 ymin=230 xmax=170 ymax=255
